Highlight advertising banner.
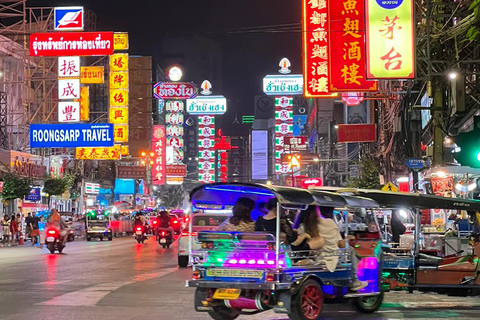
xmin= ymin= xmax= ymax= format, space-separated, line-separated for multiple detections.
xmin=153 ymin=82 xmax=198 ymax=100
xmin=30 ymin=32 xmax=114 ymax=56
xmin=85 ymin=182 xmax=100 ymax=194
xmin=302 ymin=0 xmax=336 ymax=98
xmin=58 ymin=56 xmax=80 ymax=78
xmin=80 ymin=66 xmax=104 ymax=84
xmin=328 ymin=0 xmax=378 ymax=91
xmin=151 ymin=125 xmax=166 ymax=185
xmin=113 ymin=33 xmax=129 ymax=51
xmin=58 ymin=101 xmax=80 ymax=123
xmin=198 ymin=115 xmax=215 ymax=183
xmin=109 ymin=107 xmax=128 ymax=124
xmin=75 ymin=145 xmax=121 ymax=160
xmin=117 ymin=166 xmax=145 ymax=179
xmin=337 ymin=124 xmax=377 ymax=143
xmin=78 ymin=86 xmax=90 ymax=121
xmin=251 ymin=130 xmax=268 ymax=180
xmin=25 ymin=187 xmax=41 ymax=202
xmin=166 ymin=165 xmax=187 ymax=177
xmin=54 ymin=7 xmax=84 ymax=31
xmin=30 ymin=123 xmax=114 ymax=148
xmin=366 ymin=0 xmax=415 ymax=79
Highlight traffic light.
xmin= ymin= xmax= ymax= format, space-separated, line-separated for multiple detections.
xmin=451 ymin=117 xmax=480 ymax=168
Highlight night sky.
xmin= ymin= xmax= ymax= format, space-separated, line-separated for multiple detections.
xmin=37 ymin=0 xmax=302 ymax=134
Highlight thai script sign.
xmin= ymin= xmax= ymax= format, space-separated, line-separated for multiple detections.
xmin=186 ymin=96 xmax=227 ymax=115
xmin=113 ymin=33 xmax=129 ymax=51
xmin=30 ymin=123 xmax=114 ymax=148
xmin=153 ymin=82 xmax=198 ymax=100
xmin=263 ymin=75 xmax=303 ymax=95
xmin=30 ymin=32 xmax=114 ymax=56
xmin=80 ymin=66 xmax=104 ymax=84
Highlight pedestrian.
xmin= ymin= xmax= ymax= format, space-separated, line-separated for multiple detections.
xmin=25 ymin=212 xmax=32 ymax=243
xmin=29 ymin=213 xmax=41 ymax=246
xmin=217 ymin=197 xmax=256 ymax=232
xmin=1 ymin=215 xmax=12 ymax=247
xmin=9 ymin=215 xmax=18 ymax=245
xmin=16 ymin=214 xmax=23 ymax=243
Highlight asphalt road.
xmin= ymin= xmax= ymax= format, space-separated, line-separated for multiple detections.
xmin=1 ymin=237 xmax=480 ymax=320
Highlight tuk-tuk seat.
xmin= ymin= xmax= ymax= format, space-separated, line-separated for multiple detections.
xmin=418 ymin=253 xmax=443 ymax=267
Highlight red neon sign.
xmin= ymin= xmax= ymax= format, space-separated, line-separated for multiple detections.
xmin=30 ymin=32 xmax=114 ymax=57
xmin=151 ymin=125 xmax=166 ymax=185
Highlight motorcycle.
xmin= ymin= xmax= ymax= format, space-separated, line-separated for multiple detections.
xmin=134 ymin=225 xmax=147 ymax=244
xmin=157 ymin=229 xmax=174 ymax=248
xmin=45 ymin=227 xmax=66 ymax=254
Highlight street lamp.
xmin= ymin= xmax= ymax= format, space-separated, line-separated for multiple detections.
xmin=287 ymin=154 xmax=301 ymax=187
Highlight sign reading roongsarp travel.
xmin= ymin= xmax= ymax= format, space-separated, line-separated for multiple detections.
xmin=30 ymin=123 xmax=114 ymax=148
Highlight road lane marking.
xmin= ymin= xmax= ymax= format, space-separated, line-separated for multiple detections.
xmin=32 ymin=280 xmax=72 ymax=286
xmin=37 ymin=268 xmax=177 ymax=306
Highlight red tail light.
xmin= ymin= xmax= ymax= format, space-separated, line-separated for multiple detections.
xmin=136 ymin=227 xmax=142 ymax=231
xmin=266 ymin=273 xmax=275 ymax=282
xmin=173 ymin=220 xmax=178 ymax=224
xmin=47 ymin=229 xmax=57 ymax=235
xmin=153 ymin=220 xmax=158 ymax=225
xmin=192 ymin=270 xmax=201 ymax=279
xmin=161 ymin=231 xmax=166 ymax=236
xmin=185 ymin=217 xmax=190 ymax=223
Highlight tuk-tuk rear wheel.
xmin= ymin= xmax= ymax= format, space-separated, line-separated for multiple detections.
xmin=289 ymin=279 xmax=324 ymax=320
xmin=208 ymin=306 xmax=240 ymax=320
xmin=351 ymin=292 xmax=384 ymax=314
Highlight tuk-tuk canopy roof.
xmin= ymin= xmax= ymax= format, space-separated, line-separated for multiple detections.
xmin=189 ymin=183 xmax=378 ymax=210
xmin=313 ymin=187 xmax=480 ymax=211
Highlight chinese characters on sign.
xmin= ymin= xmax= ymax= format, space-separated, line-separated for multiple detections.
xmin=365 ymin=0 xmax=415 ymax=79
xmin=109 ymin=89 xmax=128 ymax=107
xmin=113 ymin=124 xmax=129 ymax=143
xmin=110 ymin=53 xmax=129 ymax=71
xmin=58 ymin=56 xmax=80 ymax=78
xmin=166 ymin=100 xmax=185 ymax=169
xmin=302 ymin=0 xmax=337 ymax=98
xmin=78 ymin=86 xmax=90 ymax=121
xmin=75 ymin=145 xmax=121 ymax=160
xmin=109 ymin=71 xmax=129 ymax=89
xmin=58 ymin=101 xmax=80 ymax=123
xmin=151 ymin=125 xmax=166 ymax=185
xmin=109 ymin=107 xmax=128 ymax=124
xmin=198 ymin=115 xmax=215 ymax=183
xmin=337 ymin=124 xmax=377 ymax=143
xmin=58 ymin=79 xmax=80 ymax=100
xmin=275 ymin=97 xmax=293 ymax=174
xmin=328 ymin=0 xmax=377 ymax=91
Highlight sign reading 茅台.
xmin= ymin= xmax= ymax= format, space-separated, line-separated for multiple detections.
xmin=30 ymin=123 xmax=114 ymax=148
xmin=186 ymin=96 xmax=227 ymax=115
xmin=263 ymin=75 xmax=303 ymax=95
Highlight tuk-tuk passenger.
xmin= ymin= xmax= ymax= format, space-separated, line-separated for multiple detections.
xmin=218 ymin=197 xmax=255 ymax=232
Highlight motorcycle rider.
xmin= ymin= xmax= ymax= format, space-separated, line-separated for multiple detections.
xmin=157 ymin=210 xmax=174 ymax=239
xmin=46 ymin=209 xmax=69 ymax=246
xmin=134 ymin=212 xmax=147 ymax=236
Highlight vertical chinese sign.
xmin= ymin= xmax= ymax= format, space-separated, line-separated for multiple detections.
xmin=302 ymin=0 xmax=336 ymax=98
xmin=365 ymin=0 xmax=415 ymax=79
xmin=275 ymin=97 xmax=293 ymax=174
xmin=165 ymin=101 xmax=185 ymax=183
xmin=151 ymin=125 xmax=166 ymax=185
xmin=58 ymin=56 xmax=81 ymax=122
xmin=109 ymin=53 xmax=129 ymax=144
xmin=328 ymin=0 xmax=377 ymax=91
xmin=198 ymin=116 xmax=215 ymax=183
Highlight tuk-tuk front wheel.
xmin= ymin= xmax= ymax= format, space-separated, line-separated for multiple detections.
xmin=289 ymin=279 xmax=324 ymax=320
xmin=351 ymin=292 xmax=384 ymax=314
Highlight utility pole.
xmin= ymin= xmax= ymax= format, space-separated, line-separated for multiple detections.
xmin=431 ymin=77 xmax=445 ymax=166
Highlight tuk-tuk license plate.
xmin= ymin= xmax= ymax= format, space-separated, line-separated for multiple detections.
xmin=206 ymin=269 xmax=264 ymax=279
xmin=160 ymin=239 xmax=166 ymax=243
xmin=213 ymin=288 xmax=241 ymax=300
xmin=46 ymin=237 xmax=55 ymax=242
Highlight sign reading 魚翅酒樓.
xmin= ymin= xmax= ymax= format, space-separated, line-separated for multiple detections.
xmin=30 ymin=123 xmax=114 ymax=148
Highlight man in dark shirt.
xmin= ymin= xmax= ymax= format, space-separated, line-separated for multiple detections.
xmin=28 ymin=213 xmax=41 ymax=245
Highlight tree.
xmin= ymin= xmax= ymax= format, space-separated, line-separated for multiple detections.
xmin=347 ymin=157 xmax=381 ymax=189
xmin=43 ymin=175 xmax=75 ymax=205
xmin=1 ymin=173 xmax=32 ymax=201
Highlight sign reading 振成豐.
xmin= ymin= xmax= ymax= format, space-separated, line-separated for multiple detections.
xmin=30 ymin=123 xmax=114 ymax=148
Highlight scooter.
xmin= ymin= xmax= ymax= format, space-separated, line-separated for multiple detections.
xmin=45 ymin=227 xmax=65 ymax=254
xmin=157 ymin=229 xmax=174 ymax=248
xmin=134 ymin=226 xmax=147 ymax=244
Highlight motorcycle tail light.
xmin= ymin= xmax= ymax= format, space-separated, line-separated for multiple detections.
xmin=266 ymin=273 xmax=275 ymax=282
xmin=136 ymin=227 xmax=142 ymax=231
xmin=161 ymin=231 xmax=166 ymax=236
xmin=47 ymin=229 xmax=57 ymax=235
xmin=173 ymin=220 xmax=179 ymax=224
